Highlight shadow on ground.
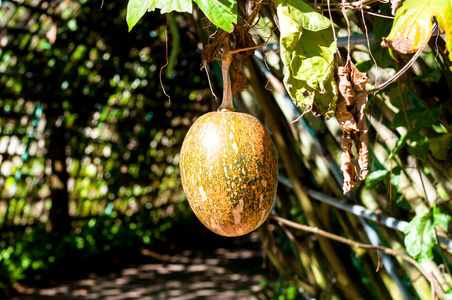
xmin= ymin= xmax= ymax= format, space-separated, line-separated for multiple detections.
xmin=9 ymin=224 xmax=274 ymax=300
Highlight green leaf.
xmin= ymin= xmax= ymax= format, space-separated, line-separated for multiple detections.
xmin=414 ymin=69 xmax=442 ymax=84
xmin=277 ymin=0 xmax=331 ymax=31
xmin=390 ymin=167 xmax=401 ymax=191
xmin=276 ymin=0 xmax=338 ymax=119
xmin=385 ymin=84 xmax=405 ymax=110
xmin=371 ymin=47 xmax=394 ymax=69
xmin=149 ymin=0 xmax=193 ymax=13
xmin=372 ymin=4 xmax=393 ymax=45
xmin=408 ymin=135 xmax=429 ymax=160
xmin=433 ymin=205 xmax=451 ymax=229
xmin=384 ymin=0 xmax=452 ymax=61
xmin=127 ymin=0 xmax=153 ymax=32
xmin=429 ymin=134 xmax=452 ymax=160
xmin=392 ymin=107 xmax=441 ymax=129
xmin=389 ymin=106 xmax=441 ymax=160
xmin=371 ymin=4 xmax=394 ymax=68
xmin=389 ymin=128 xmax=431 ymax=160
xmin=404 ymin=212 xmax=435 ymax=263
xmin=388 ymin=131 xmax=409 ymax=160
xmin=365 ymin=169 xmax=389 ymax=190
xmin=193 ymin=0 xmax=237 ymax=32
xmin=405 ymin=207 xmax=451 ymax=263
xmin=355 ymin=60 xmax=373 ymax=73
xmin=127 ymin=0 xmax=193 ymax=31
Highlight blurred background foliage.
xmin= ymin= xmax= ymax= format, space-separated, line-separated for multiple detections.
xmin=1 ymin=0 xmax=452 ymax=299
xmin=0 ymin=0 xmax=217 ymax=294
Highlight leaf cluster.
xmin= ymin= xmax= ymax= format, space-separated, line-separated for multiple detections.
xmin=127 ymin=0 xmax=237 ymax=32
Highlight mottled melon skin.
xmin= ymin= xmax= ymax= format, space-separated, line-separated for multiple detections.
xmin=180 ymin=111 xmax=278 ymax=237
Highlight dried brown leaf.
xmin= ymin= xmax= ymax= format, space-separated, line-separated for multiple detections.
xmin=202 ymin=30 xmax=228 ymax=63
xmin=351 ymin=66 xmax=369 ymax=180
xmin=338 ymin=63 xmax=356 ymax=106
xmin=230 ymin=24 xmax=256 ymax=95
xmin=355 ymin=96 xmax=369 ymax=180
xmin=336 ymin=59 xmax=369 ymax=194
xmin=336 ymin=64 xmax=358 ymax=133
xmin=232 ymin=59 xmax=248 ymax=95
xmin=341 ymin=147 xmax=357 ymax=195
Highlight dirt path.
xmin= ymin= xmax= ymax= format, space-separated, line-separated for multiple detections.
xmin=10 ymin=234 xmax=271 ymax=300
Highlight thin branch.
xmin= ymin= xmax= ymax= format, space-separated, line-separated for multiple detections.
xmin=271 ymin=215 xmax=444 ymax=298
xmin=278 ymin=175 xmax=452 ymax=250
xmin=364 ymin=11 xmax=395 ymax=19
xmin=201 ymin=63 xmax=218 ymax=102
xmin=309 ymin=0 xmax=384 ymax=8
xmin=361 ymin=9 xmax=379 ymax=86
xmin=266 ymin=0 xmax=280 ymax=30
xmin=370 ymin=23 xmax=438 ymax=94
xmin=368 ymin=45 xmax=426 ymax=94
xmin=227 ymin=44 xmax=265 ymax=55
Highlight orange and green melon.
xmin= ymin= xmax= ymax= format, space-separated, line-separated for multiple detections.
xmin=180 ymin=110 xmax=278 ymax=237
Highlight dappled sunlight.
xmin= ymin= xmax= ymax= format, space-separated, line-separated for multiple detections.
xmin=0 ymin=0 xmax=222 ymax=296
xmin=0 ymin=0 xmax=210 ymax=227
xmin=11 ymin=234 xmax=268 ymax=300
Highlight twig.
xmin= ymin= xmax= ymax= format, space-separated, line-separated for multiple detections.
xmin=279 ymin=176 xmax=408 ymax=231
xmin=370 ymin=23 xmax=438 ymax=94
xmin=260 ymin=34 xmax=375 ymax=52
xmin=160 ymin=14 xmax=171 ymax=102
xmin=341 ymin=0 xmax=352 ymax=58
xmin=201 ymin=62 xmax=218 ymax=102
xmin=368 ymin=45 xmax=426 ymax=94
xmin=309 ymin=0 xmax=384 ymax=8
xmin=227 ymin=44 xmax=265 ymax=55
xmin=271 ymin=215 xmax=444 ymax=298
xmin=364 ymin=11 xmax=394 ymax=19
xmin=361 ymin=9 xmax=378 ymax=86
xmin=399 ymin=80 xmax=432 ymax=207
xmin=266 ymin=0 xmax=280 ymax=30
xmin=278 ymin=175 xmax=452 ymax=250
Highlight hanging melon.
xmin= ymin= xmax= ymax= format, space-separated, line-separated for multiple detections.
xmin=179 ymin=51 xmax=278 ymax=237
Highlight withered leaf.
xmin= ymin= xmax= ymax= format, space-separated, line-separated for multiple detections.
xmin=336 ymin=59 xmax=369 ymax=194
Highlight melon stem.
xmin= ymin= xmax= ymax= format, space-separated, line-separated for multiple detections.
xmin=218 ymin=49 xmax=236 ymax=112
